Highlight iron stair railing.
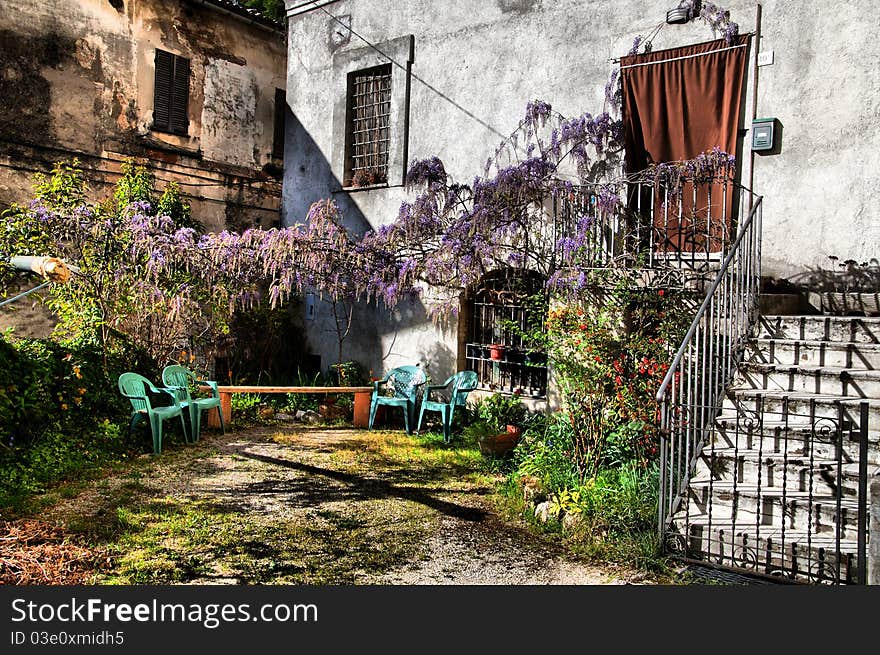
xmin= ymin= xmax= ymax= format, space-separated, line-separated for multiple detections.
xmin=655 ymin=191 xmax=763 ymax=539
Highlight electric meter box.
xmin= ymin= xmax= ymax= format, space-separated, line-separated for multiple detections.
xmin=751 ymin=118 xmax=777 ymax=151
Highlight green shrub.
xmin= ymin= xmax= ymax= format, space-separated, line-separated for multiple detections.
xmin=473 ymin=392 xmax=528 ymax=431
xmin=512 ymin=413 xmax=579 ymax=494
xmin=0 ymin=419 xmax=128 ymax=508
xmin=0 ymin=332 xmax=154 ymax=509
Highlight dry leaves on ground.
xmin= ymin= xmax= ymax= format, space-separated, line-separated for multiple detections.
xmin=0 ymin=519 xmax=106 ymax=585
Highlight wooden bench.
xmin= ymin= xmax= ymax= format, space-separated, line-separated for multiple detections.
xmin=200 ymin=386 xmax=374 ymax=429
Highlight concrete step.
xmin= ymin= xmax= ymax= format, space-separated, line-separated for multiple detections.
xmin=722 ymin=389 xmax=880 ymax=427
xmin=756 ymin=315 xmax=880 ymax=344
xmin=670 ymin=516 xmax=862 ymax=583
xmin=682 ymin=484 xmax=861 ymax=535
xmin=711 ymin=415 xmax=880 ymax=464
xmin=734 ymin=362 xmax=880 ymax=398
xmin=693 ymin=446 xmax=879 ymax=491
xmin=745 ymin=338 xmax=880 ymax=370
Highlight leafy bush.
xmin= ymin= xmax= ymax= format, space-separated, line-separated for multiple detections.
xmin=0 ymin=335 xmax=142 ymax=448
xmin=0 ymin=333 xmax=148 ymax=509
xmin=512 ymin=413 xmax=580 ymax=494
xmin=0 ymin=421 xmax=126 ymax=507
xmin=473 ymin=392 xmax=527 ymax=431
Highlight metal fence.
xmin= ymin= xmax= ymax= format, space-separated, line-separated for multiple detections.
xmin=552 ymin=178 xmax=736 ymax=272
xmin=664 ymin=398 xmax=871 ymax=584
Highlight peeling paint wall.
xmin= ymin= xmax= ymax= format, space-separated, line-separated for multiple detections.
xmin=0 ymin=0 xmax=287 ymax=338
xmin=282 ymin=0 xmax=880 ymax=394
xmin=201 ymin=58 xmax=261 ymax=168
xmin=0 ymin=0 xmax=287 ymax=235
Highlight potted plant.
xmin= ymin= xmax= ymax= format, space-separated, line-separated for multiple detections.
xmin=471 ymin=392 xmax=528 ymax=455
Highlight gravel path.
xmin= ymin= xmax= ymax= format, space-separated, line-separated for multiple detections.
xmin=43 ymin=425 xmax=653 ymax=585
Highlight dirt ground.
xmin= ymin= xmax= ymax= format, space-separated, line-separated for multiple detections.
xmin=31 ymin=425 xmax=659 ymax=585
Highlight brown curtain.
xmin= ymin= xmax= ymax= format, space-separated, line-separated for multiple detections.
xmin=621 ymin=35 xmax=750 ymax=254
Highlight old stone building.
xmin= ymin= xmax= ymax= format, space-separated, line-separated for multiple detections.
xmin=0 ymin=0 xmax=288 ymax=232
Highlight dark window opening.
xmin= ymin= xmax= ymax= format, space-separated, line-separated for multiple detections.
xmin=153 ymin=49 xmax=190 ymax=136
xmin=344 ymin=64 xmax=391 ymax=187
xmin=272 ymin=88 xmax=286 ymax=160
xmin=465 ymin=269 xmax=548 ymax=398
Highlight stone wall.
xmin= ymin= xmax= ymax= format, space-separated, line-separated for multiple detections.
xmin=0 ymin=0 xmax=287 ymax=233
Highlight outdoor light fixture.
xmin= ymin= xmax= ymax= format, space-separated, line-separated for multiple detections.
xmin=666 ymin=1 xmax=699 ymax=24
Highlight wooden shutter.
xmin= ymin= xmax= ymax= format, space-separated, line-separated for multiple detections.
xmin=170 ymin=56 xmax=190 ymax=135
xmin=153 ymin=49 xmax=189 ymax=135
xmin=153 ymin=50 xmax=173 ymax=131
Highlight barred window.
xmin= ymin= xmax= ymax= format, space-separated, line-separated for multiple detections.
xmin=345 ymin=64 xmax=391 ymax=187
xmin=152 ymin=50 xmax=190 ymax=136
xmin=465 ymin=270 xmax=548 ymax=398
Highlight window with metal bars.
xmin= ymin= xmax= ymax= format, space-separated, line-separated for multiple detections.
xmin=344 ymin=64 xmax=391 ymax=187
xmin=465 ymin=270 xmax=548 ymax=398
xmin=152 ymin=49 xmax=190 ymax=136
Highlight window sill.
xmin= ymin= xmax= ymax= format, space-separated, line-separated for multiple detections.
xmin=334 ymin=182 xmax=401 ymax=194
xmin=139 ymin=133 xmax=201 ymax=159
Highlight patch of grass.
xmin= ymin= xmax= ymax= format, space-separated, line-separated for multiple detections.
xmin=98 ymin=496 xmax=434 ymax=585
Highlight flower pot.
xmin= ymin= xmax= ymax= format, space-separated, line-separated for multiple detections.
xmin=489 ymin=344 xmax=505 ymax=361
xmin=478 ymin=427 xmax=521 ymax=456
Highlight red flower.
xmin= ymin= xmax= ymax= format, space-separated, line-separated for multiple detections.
xmin=658 ymin=289 xmax=665 ymax=297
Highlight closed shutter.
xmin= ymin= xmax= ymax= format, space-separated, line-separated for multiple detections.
xmin=153 ymin=49 xmax=189 ymax=136
xmin=170 ymin=56 xmax=190 ymax=135
xmin=153 ymin=50 xmax=173 ymax=131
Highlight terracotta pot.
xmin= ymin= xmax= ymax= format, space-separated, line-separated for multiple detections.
xmin=489 ymin=344 xmax=505 ymax=361
xmin=478 ymin=428 xmax=521 ymax=456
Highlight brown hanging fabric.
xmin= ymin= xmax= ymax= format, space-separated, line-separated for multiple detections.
xmin=621 ymin=35 xmax=750 ymax=254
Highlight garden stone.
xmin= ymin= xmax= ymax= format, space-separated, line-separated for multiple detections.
xmin=301 ymin=410 xmax=321 ymax=425
xmin=295 ymin=410 xmax=307 ymax=421
xmin=275 ymin=413 xmax=295 ymax=421
xmin=534 ymin=501 xmax=552 ymax=523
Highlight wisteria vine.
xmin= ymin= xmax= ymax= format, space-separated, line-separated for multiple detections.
xmin=2 ymin=2 xmax=743 ymax=356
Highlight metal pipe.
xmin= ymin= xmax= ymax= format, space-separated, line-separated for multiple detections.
xmin=0 ymin=280 xmax=52 ymax=308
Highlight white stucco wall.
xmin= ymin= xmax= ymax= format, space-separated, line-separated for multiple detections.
xmin=282 ymin=0 xmax=880 ymax=383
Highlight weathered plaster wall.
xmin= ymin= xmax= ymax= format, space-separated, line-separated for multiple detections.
xmin=730 ymin=0 xmax=880 ymax=285
xmin=201 ymin=58 xmax=261 ymax=168
xmin=283 ymin=0 xmax=878 ymax=385
xmin=0 ymin=0 xmax=287 ymax=234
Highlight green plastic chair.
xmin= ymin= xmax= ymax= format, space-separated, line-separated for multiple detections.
xmin=416 ymin=370 xmax=478 ymax=443
xmin=118 ymin=372 xmax=188 ymax=455
xmin=161 ymin=364 xmax=224 ymax=442
xmin=369 ymin=365 xmax=426 ymax=434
